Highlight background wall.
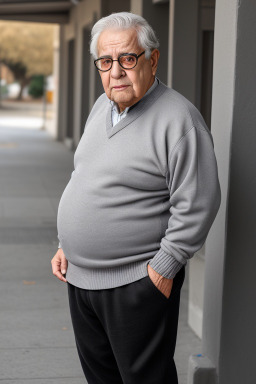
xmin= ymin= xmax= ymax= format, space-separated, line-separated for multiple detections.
xmin=218 ymin=0 xmax=256 ymax=381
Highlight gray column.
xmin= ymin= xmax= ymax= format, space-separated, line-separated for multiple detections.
xmin=171 ymin=0 xmax=199 ymax=106
xmin=131 ymin=0 xmax=169 ymax=85
xmin=56 ymin=24 xmax=67 ymax=141
xmin=188 ymin=0 xmax=256 ymax=382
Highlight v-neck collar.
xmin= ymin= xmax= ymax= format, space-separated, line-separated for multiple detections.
xmin=105 ymin=80 xmax=167 ymax=139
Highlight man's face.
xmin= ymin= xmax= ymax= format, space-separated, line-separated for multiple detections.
xmin=97 ymin=28 xmax=159 ymax=112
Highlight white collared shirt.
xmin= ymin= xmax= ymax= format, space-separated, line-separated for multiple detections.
xmin=110 ymin=77 xmax=159 ymax=127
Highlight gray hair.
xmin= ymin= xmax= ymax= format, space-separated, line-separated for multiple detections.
xmin=90 ymin=12 xmax=159 ymax=60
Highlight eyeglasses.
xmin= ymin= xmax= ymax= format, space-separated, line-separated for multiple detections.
xmin=94 ymin=51 xmax=145 ymax=72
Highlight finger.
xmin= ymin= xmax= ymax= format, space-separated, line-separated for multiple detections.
xmin=52 ymin=260 xmax=67 ymax=282
xmin=53 ymin=269 xmax=67 ymax=283
xmin=60 ymin=256 xmax=68 ymax=275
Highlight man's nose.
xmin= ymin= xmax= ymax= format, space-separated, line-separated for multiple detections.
xmin=110 ymin=60 xmax=125 ymax=79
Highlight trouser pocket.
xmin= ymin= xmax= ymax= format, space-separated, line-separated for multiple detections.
xmin=144 ymin=265 xmax=185 ymax=301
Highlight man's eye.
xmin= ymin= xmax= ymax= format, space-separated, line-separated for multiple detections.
xmin=101 ymin=59 xmax=112 ymax=65
xmin=123 ymin=56 xmax=135 ymax=63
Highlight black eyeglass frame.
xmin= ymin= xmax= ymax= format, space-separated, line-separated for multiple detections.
xmin=94 ymin=51 xmax=146 ymax=72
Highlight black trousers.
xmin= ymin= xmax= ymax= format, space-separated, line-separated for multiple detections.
xmin=67 ymin=266 xmax=185 ymax=384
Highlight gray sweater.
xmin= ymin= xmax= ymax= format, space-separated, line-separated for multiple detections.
xmin=57 ymin=80 xmax=221 ymax=290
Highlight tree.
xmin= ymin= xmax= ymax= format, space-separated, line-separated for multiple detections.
xmin=2 ymin=59 xmax=28 ymax=100
xmin=0 ymin=20 xmax=54 ymax=100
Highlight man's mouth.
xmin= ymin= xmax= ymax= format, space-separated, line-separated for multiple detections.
xmin=112 ymin=85 xmax=129 ymax=90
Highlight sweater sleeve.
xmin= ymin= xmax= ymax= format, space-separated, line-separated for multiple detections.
xmin=148 ymin=126 xmax=221 ymax=279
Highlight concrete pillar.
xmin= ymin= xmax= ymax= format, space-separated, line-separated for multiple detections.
xmin=167 ymin=0 xmax=175 ymax=88
xmin=51 ymin=25 xmax=60 ymax=140
xmin=130 ymin=0 xmax=143 ymax=15
xmin=171 ymin=0 xmax=199 ymax=105
xmin=56 ymin=24 xmax=67 ymax=141
xmin=188 ymin=0 xmax=256 ymax=382
xmin=131 ymin=0 xmax=169 ymax=85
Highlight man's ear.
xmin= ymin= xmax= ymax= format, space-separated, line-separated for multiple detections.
xmin=150 ymin=49 xmax=160 ymax=76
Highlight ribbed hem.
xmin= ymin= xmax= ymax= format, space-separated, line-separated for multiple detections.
xmin=66 ymin=259 xmax=152 ymax=290
xmin=148 ymin=248 xmax=185 ymax=279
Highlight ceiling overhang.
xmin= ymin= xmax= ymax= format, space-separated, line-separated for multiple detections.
xmin=0 ymin=0 xmax=80 ymax=24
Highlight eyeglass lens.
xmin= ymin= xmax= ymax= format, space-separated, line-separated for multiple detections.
xmin=96 ymin=54 xmax=137 ymax=71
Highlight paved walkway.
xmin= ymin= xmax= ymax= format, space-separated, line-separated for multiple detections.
xmin=0 ymin=102 xmax=201 ymax=383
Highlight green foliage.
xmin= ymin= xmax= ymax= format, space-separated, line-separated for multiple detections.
xmin=28 ymin=74 xmax=45 ymax=98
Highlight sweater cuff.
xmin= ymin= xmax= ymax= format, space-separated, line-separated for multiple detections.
xmin=148 ymin=248 xmax=185 ymax=279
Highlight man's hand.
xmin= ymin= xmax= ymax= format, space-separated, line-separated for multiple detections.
xmin=51 ymin=248 xmax=68 ymax=283
xmin=147 ymin=264 xmax=173 ymax=299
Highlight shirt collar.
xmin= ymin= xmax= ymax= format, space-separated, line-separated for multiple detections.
xmin=110 ymin=77 xmax=159 ymax=115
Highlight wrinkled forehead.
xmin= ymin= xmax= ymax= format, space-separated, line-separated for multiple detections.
xmin=97 ymin=28 xmax=141 ymax=57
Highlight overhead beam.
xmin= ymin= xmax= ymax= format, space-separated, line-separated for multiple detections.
xmin=0 ymin=0 xmax=70 ymax=4
xmin=0 ymin=12 xmax=69 ymax=24
xmin=0 ymin=1 xmax=72 ymax=14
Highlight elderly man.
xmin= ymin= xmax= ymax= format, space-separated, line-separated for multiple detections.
xmin=51 ymin=12 xmax=221 ymax=384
